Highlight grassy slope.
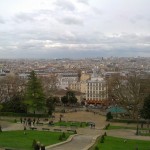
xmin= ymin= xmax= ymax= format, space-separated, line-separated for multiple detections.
xmin=0 ymin=130 xmax=71 ymax=150
xmin=108 ymin=125 xmax=149 ymax=130
xmin=95 ymin=136 xmax=150 ymax=150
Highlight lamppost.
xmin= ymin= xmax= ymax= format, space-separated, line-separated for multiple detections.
xmin=136 ymin=104 xmax=141 ymax=135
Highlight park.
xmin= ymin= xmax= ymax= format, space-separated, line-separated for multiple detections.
xmin=0 ymin=110 xmax=150 ymax=150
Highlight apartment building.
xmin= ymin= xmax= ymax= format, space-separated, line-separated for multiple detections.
xmin=86 ymin=67 xmax=108 ymax=104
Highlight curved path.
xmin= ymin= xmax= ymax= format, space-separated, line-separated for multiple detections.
xmin=47 ymin=134 xmax=94 ymax=150
xmin=107 ymin=129 xmax=150 ymax=141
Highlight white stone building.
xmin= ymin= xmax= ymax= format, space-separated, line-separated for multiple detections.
xmin=58 ymin=72 xmax=79 ymax=89
xmin=86 ymin=67 xmax=108 ymax=104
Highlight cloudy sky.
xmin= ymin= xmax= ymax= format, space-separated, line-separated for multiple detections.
xmin=0 ymin=0 xmax=150 ymax=58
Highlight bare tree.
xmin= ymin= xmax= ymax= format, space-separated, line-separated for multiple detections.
xmin=109 ymin=73 xmax=149 ymax=119
xmin=40 ymin=74 xmax=58 ymax=98
xmin=0 ymin=75 xmax=25 ymax=102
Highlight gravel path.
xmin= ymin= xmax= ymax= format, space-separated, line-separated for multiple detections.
xmin=47 ymin=134 xmax=94 ymax=150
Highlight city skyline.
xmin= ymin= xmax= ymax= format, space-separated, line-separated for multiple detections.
xmin=0 ymin=0 xmax=150 ymax=58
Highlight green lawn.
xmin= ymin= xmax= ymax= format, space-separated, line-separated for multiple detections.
xmin=93 ymin=136 xmax=150 ymax=150
xmin=107 ymin=125 xmax=149 ymax=130
xmin=54 ymin=121 xmax=88 ymax=128
xmin=0 ymin=130 xmax=71 ymax=150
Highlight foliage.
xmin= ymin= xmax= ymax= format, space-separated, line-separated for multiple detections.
xmin=58 ymin=135 xmax=62 ymax=141
xmin=61 ymin=96 xmax=68 ymax=105
xmin=94 ymin=146 xmax=99 ymax=150
xmin=0 ymin=104 xmax=3 ymax=111
xmin=74 ymin=130 xmax=77 ymax=134
xmin=100 ymin=135 xmax=105 ymax=143
xmin=24 ymin=71 xmax=46 ymax=113
xmin=104 ymin=124 xmax=110 ymax=130
xmin=62 ymin=132 xmax=66 ymax=139
xmin=108 ymin=74 xmax=149 ymax=119
xmin=0 ymin=112 xmax=48 ymax=117
xmin=141 ymin=95 xmax=150 ymax=120
xmin=1 ymin=95 xmax=26 ymax=113
xmin=110 ymin=118 xmax=146 ymax=124
xmin=61 ymin=91 xmax=78 ymax=106
xmin=104 ymin=132 xmax=107 ymax=136
xmin=66 ymin=91 xmax=78 ymax=105
xmin=0 ymin=125 xmax=2 ymax=132
xmin=0 ymin=75 xmax=25 ymax=102
xmin=46 ymin=96 xmax=57 ymax=115
xmin=106 ymin=112 xmax=113 ymax=121
xmin=32 ymin=139 xmax=37 ymax=148
xmin=40 ymin=75 xmax=58 ymax=98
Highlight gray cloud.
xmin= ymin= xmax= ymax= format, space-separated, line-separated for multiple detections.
xmin=0 ymin=16 xmax=5 ymax=24
xmin=54 ymin=0 xmax=76 ymax=11
xmin=0 ymin=29 xmax=150 ymax=58
xmin=61 ymin=16 xmax=83 ymax=25
xmin=14 ymin=13 xmax=35 ymax=23
xmin=78 ymin=0 xmax=89 ymax=5
xmin=129 ymin=14 xmax=145 ymax=24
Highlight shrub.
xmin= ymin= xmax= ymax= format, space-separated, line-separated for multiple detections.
xmin=110 ymin=119 xmax=146 ymax=124
xmin=0 ymin=125 xmax=2 ymax=132
xmin=62 ymin=132 xmax=66 ymax=139
xmin=106 ymin=112 xmax=113 ymax=121
xmin=59 ymin=135 xmax=62 ymax=141
xmin=41 ymin=144 xmax=45 ymax=150
xmin=100 ymin=135 xmax=105 ymax=143
xmin=74 ymin=130 xmax=77 ymax=134
xmin=95 ymin=146 xmax=99 ymax=150
xmin=104 ymin=132 xmax=107 ymax=136
xmin=32 ymin=139 xmax=37 ymax=148
xmin=104 ymin=123 xmax=110 ymax=130
xmin=0 ymin=112 xmax=48 ymax=117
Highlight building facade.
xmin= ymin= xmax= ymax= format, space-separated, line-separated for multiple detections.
xmin=86 ymin=77 xmax=108 ymax=104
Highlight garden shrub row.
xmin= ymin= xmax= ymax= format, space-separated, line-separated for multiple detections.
xmin=110 ymin=119 xmax=146 ymax=124
xmin=0 ymin=112 xmax=48 ymax=117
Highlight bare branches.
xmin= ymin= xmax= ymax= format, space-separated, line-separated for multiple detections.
xmin=109 ymin=73 xmax=148 ymax=119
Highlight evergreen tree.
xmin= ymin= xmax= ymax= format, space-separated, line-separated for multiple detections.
xmin=141 ymin=95 xmax=150 ymax=120
xmin=46 ymin=96 xmax=55 ymax=115
xmin=61 ymin=96 xmax=68 ymax=106
xmin=66 ymin=91 xmax=77 ymax=105
xmin=25 ymin=71 xmax=46 ymax=113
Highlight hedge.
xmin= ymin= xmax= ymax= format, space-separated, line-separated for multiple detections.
xmin=0 ymin=112 xmax=48 ymax=117
xmin=110 ymin=119 xmax=146 ymax=124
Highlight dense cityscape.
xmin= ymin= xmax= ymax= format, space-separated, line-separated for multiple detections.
xmin=0 ymin=57 xmax=150 ymax=150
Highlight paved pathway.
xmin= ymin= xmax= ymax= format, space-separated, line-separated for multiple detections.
xmin=47 ymin=135 xmax=94 ymax=150
xmin=107 ymin=129 xmax=150 ymax=141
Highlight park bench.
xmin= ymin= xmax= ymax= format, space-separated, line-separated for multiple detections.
xmin=54 ymin=129 xmax=62 ymax=132
xmin=30 ymin=127 xmax=37 ymax=130
xmin=60 ymin=125 xmax=67 ymax=128
xmin=42 ymin=128 xmax=50 ymax=131
xmin=37 ymin=122 xmax=44 ymax=126
xmin=67 ymin=130 xmax=75 ymax=133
